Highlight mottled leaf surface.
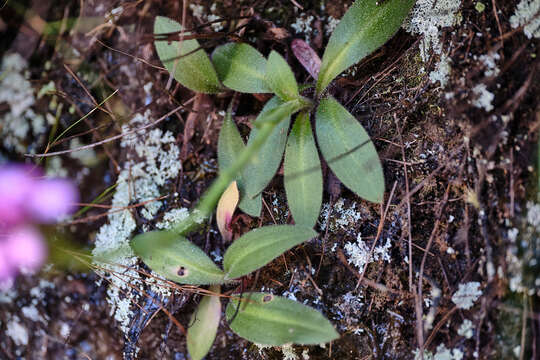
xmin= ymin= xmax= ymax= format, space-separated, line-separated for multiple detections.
xmin=226 ymin=293 xmax=339 ymax=345
xmin=315 ymin=97 xmax=384 ymax=203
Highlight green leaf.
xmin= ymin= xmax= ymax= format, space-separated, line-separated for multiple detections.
xmin=242 ymin=97 xmax=292 ymax=201
xmin=223 ymin=225 xmax=317 ymax=279
xmin=315 ymin=97 xmax=384 ymax=203
xmin=187 ymin=285 xmax=221 ymax=360
xmin=212 ymin=43 xmax=271 ymax=93
xmin=266 ymin=51 xmax=300 ymax=101
xmin=217 ymin=109 xmax=262 ymax=217
xmin=226 ymin=293 xmax=339 ymax=345
xmin=131 ymin=231 xmax=225 ymax=285
xmin=154 ymin=16 xmax=222 ymax=93
xmin=284 ymin=112 xmax=322 ymax=228
xmin=316 ymin=0 xmax=415 ymax=94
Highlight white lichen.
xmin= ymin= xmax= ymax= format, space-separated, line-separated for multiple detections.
xmin=344 ymin=233 xmax=392 ymax=273
xmin=472 ymin=83 xmax=494 ymax=112
xmin=319 ymin=198 xmax=364 ymax=232
xmin=6 ymin=316 xmax=29 ymax=346
xmin=155 ymin=207 xmax=189 ymax=229
xmin=92 ymin=110 xmax=181 ymax=335
xmin=0 ymin=53 xmax=46 ymax=154
xmin=291 ymin=13 xmax=315 ymax=41
xmin=69 ymin=138 xmax=98 ymax=167
xmin=324 ymin=16 xmax=340 ymax=36
xmin=281 ymin=343 xmax=298 ymax=360
xmin=429 ymin=53 xmax=452 ymax=86
xmin=479 ymin=52 xmax=501 ymax=77
xmin=189 ymin=3 xmax=224 ymax=31
xmin=457 ymin=319 xmax=474 ymax=339
xmin=414 ymin=344 xmax=464 ymax=360
xmin=451 ymin=281 xmax=482 ymax=309
xmin=403 ymin=0 xmax=462 ymax=61
xmin=510 ymin=0 xmax=540 ymax=39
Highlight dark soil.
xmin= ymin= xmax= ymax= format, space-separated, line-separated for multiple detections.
xmin=1 ymin=0 xmax=539 ymax=359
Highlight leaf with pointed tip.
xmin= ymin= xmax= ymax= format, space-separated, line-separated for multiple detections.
xmin=226 ymin=292 xmax=339 ymax=345
xmin=217 ymin=110 xmax=262 ymax=217
xmin=131 ymin=231 xmax=225 ymax=285
xmin=223 ymin=225 xmax=317 ymax=279
xmin=154 ymin=16 xmax=222 ymax=93
xmin=284 ymin=112 xmax=322 ymax=228
xmin=315 ymin=97 xmax=384 ymax=203
xmin=266 ymin=51 xmax=299 ymax=101
xmin=316 ymin=0 xmax=415 ymax=94
xmin=291 ymin=39 xmax=321 ymax=79
xmin=187 ymin=285 xmax=221 ymax=360
xmin=212 ymin=43 xmax=271 ymax=93
xmin=242 ymin=97 xmax=291 ymax=201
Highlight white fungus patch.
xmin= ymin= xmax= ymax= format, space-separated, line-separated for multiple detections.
xmin=457 ymin=319 xmax=474 ymax=339
xmin=472 ymin=83 xmax=494 ymax=112
xmin=451 ymin=281 xmax=482 ymax=309
xmin=510 ymin=0 xmax=540 ymax=39
xmin=403 ymin=0 xmax=462 ymax=62
xmin=92 ymin=110 xmax=181 ymax=335
xmin=0 ymin=53 xmax=46 ymax=154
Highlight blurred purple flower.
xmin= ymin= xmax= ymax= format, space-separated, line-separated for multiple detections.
xmin=0 ymin=163 xmax=78 ymax=288
xmin=0 ymin=165 xmax=36 ymax=227
xmin=28 ymin=179 xmax=79 ymax=223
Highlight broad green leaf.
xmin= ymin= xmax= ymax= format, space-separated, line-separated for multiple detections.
xmin=316 ymin=0 xmax=415 ymax=94
xmin=266 ymin=51 xmax=300 ymax=101
xmin=187 ymin=285 xmax=221 ymax=360
xmin=226 ymin=293 xmax=339 ymax=345
xmin=217 ymin=110 xmax=262 ymax=217
xmin=154 ymin=16 xmax=222 ymax=93
xmin=284 ymin=112 xmax=322 ymax=228
xmin=315 ymin=97 xmax=384 ymax=203
xmin=243 ymin=97 xmax=292 ymax=201
xmin=212 ymin=43 xmax=271 ymax=93
xmin=223 ymin=225 xmax=317 ymax=279
xmin=131 ymin=231 xmax=225 ymax=285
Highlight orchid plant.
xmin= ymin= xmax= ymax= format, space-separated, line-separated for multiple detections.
xmin=130 ymin=1 xmax=414 ymax=358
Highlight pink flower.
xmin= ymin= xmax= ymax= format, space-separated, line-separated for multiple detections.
xmin=27 ymin=179 xmax=79 ymax=223
xmin=0 ymin=163 xmax=79 ymax=288
xmin=5 ymin=227 xmax=47 ymax=273
xmin=0 ymin=165 xmax=35 ymax=227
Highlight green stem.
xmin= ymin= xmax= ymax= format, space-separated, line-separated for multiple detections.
xmin=174 ymin=101 xmax=307 ymax=234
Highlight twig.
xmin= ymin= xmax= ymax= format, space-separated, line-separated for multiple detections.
xmin=26 ymin=104 xmax=184 ymax=158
